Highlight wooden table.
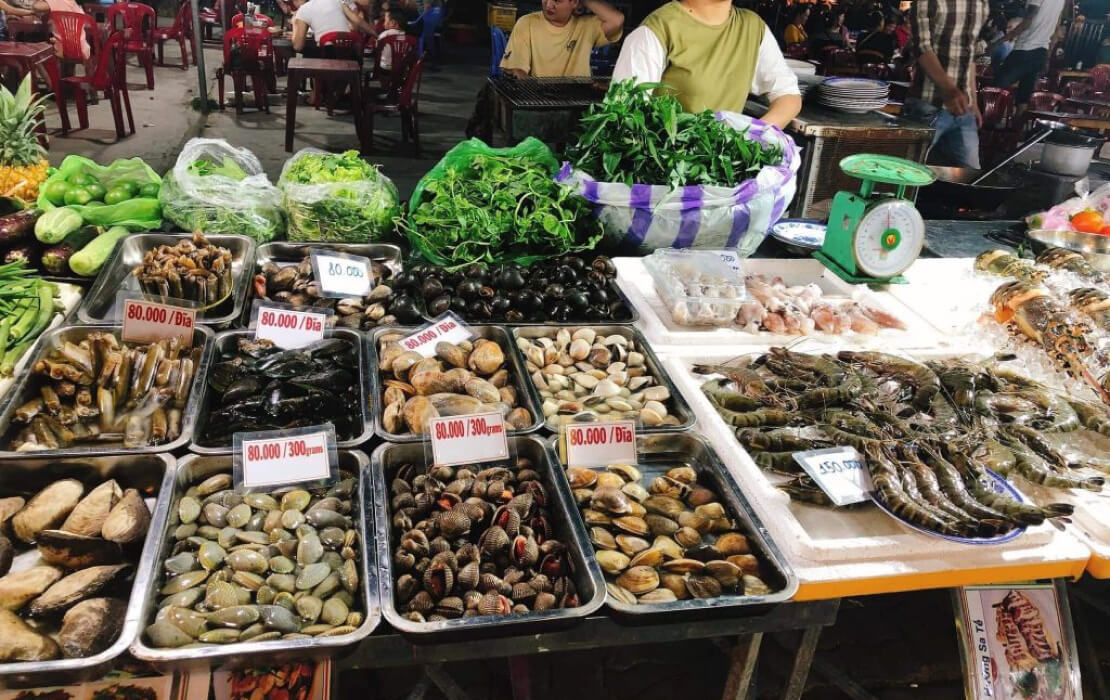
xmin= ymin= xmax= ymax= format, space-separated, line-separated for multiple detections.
xmin=284 ymin=57 xmax=365 ymax=152
xmin=1065 ymin=95 xmax=1110 ymax=114
xmin=0 ymin=42 xmax=68 ymax=137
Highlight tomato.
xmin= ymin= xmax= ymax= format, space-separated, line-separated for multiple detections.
xmin=1099 ymin=225 xmax=1110 ymax=235
xmin=1070 ymin=209 xmax=1104 ymax=233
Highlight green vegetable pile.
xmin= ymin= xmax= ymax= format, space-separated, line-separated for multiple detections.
xmin=400 ymin=138 xmax=599 ymax=268
xmin=0 ymin=259 xmax=61 ymax=376
xmin=160 ymin=154 xmax=283 ymax=244
xmin=567 ymin=80 xmax=785 ymax=189
xmin=36 ymin=156 xmax=162 ymax=231
xmin=279 ymin=150 xmax=399 ymax=242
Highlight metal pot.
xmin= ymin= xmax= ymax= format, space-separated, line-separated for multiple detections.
xmin=1038 ymin=130 xmax=1102 ymax=176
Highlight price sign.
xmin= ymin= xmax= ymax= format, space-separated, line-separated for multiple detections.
xmin=399 ymin=312 xmax=474 ymax=358
xmin=310 ymin=250 xmax=374 ymax=298
xmin=252 ymin=302 xmax=329 ymax=349
xmin=563 ymin=420 xmax=637 ymax=468
xmin=428 ymin=411 xmax=508 ymax=467
xmin=121 ymin=298 xmax=195 ymax=347
xmin=235 ymin=426 xmax=336 ymax=489
xmin=791 ymin=446 xmax=871 ymax=506
xmin=711 ymin=249 xmax=743 ymax=274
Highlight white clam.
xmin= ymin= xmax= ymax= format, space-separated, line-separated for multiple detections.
xmin=594 ymin=379 xmax=621 ymax=398
xmin=571 ymin=328 xmax=597 ymax=344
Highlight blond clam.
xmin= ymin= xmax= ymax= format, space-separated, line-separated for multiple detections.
xmin=615 ymin=566 xmax=659 ymax=595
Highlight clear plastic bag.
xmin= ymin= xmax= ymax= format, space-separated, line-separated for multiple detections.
xmin=278 ymin=148 xmax=399 ymax=242
xmin=1025 ymin=179 xmax=1110 ymax=232
xmin=557 ymin=112 xmax=801 ymax=257
xmin=159 ymin=138 xmax=284 ymax=242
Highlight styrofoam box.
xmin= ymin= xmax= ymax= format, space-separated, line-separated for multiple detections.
xmin=617 ymin=256 xmax=945 ymax=351
xmin=876 ymin=258 xmax=1001 ymax=340
xmin=663 ymin=350 xmax=1092 ymax=595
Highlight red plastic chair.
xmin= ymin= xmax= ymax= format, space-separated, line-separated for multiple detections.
xmin=374 ymin=34 xmax=417 ymax=92
xmin=230 ymin=12 xmax=273 ymax=27
xmin=50 ymin=10 xmax=99 ymax=68
xmin=978 ymin=86 xmax=1014 ymax=128
xmin=1091 ymin=64 xmax=1110 ymax=92
xmin=1064 ymin=80 xmax=1094 ymax=100
xmin=821 ymin=47 xmax=858 ymax=76
xmin=860 ymin=63 xmax=887 ymax=80
xmin=153 ymin=1 xmax=195 ymax=69
xmin=783 ymin=43 xmax=808 ymax=59
xmin=366 ymin=54 xmax=423 ymax=153
xmin=58 ymin=31 xmax=134 ymax=138
xmin=106 ymin=2 xmax=156 ymax=89
xmin=216 ymin=25 xmax=275 ymax=113
xmin=1028 ymin=91 xmax=1065 ymax=112
xmin=314 ymin=31 xmax=365 ymax=114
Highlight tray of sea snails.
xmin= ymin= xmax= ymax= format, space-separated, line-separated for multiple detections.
xmin=554 ymin=432 xmax=797 ymax=617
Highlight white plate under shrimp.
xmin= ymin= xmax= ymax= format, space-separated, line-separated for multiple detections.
xmin=870 ymin=468 xmax=1029 ymax=545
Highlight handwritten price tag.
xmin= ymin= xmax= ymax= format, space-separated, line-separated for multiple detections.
xmin=253 ymin=304 xmax=328 ymax=349
xmin=564 ymin=420 xmax=637 ymax=468
xmin=792 ymin=446 xmax=871 ymax=506
xmin=237 ymin=429 xmax=332 ymax=489
xmin=429 ymin=412 xmax=508 ymax=467
xmin=121 ymin=298 xmax=195 ymax=347
xmin=311 ymin=250 xmax=373 ymax=298
xmin=399 ymin=312 xmax=474 ymax=358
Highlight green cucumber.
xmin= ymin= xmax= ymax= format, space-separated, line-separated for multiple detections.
xmin=69 ymin=226 xmax=129 ymax=277
xmin=34 ymin=207 xmax=83 ymax=244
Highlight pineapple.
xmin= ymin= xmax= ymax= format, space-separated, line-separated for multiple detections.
xmin=0 ymin=76 xmax=49 ymax=202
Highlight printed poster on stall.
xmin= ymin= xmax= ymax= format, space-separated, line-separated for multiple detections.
xmin=955 ymin=582 xmax=1080 ymax=700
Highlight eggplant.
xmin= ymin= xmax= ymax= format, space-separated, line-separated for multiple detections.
xmin=0 ymin=209 xmax=40 ymax=245
xmin=3 ymin=242 xmax=38 ymax=266
xmin=42 ymin=226 xmax=100 ymax=275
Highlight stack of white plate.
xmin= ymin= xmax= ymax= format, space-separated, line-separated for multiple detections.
xmin=797 ymin=73 xmax=823 ymax=98
xmin=815 ymin=77 xmax=889 ymax=113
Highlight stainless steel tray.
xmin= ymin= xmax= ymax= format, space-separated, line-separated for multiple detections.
xmin=512 ymin=325 xmax=695 ymax=434
xmin=243 ymin=242 xmax=404 ymax=327
xmin=368 ymin=325 xmax=544 ymax=443
xmin=78 ymin=233 xmax=257 ymax=328
xmin=0 ymin=453 xmax=174 ymax=688
xmin=0 ymin=325 xmax=214 ymax=458
xmin=372 ymin=436 xmax=605 ymax=639
xmin=129 ymin=450 xmax=379 ymax=669
xmin=550 ymin=432 xmax=798 ymax=619
xmin=189 ymin=327 xmax=372 ymax=455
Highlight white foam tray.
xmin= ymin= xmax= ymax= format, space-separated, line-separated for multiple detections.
xmin=875 ymin=258 xmax=1002 ymax=342
xmin=617 ymin=256 xmax=944 ymax=351
xmin=662 ymin=350 xmax=1092 ymax=595
xmin=0 ymin=282 xmax=84 ymax=407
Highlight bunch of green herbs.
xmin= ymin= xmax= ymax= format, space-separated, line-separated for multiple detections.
xmin=399 ymin=153 xmax=599 ymax=268
xmin=159 ymin=168 xmax=283 ymax=243
xmin=568 ymin=80 xmax=784 ymax=189
xmin=279 ymin=150 xmax=399 ymax=242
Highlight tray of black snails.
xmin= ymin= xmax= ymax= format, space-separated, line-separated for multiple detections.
xmin=555 ymin=432 xmax=797 ymax=618
xmin=371 ymin=436 xmax=605 ymax=639
xmin=0 ymin=453 xmax=172 ymax=688
xmin=130 ymin=451 xmax=379 ymax=667
xmin=369 ymin=325 xmax=543 ymax=443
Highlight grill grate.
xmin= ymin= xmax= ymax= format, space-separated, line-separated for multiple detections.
xmin=490 ymin=77 xmax=607 ymax=109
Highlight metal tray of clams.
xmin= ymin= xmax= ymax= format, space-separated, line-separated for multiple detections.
xmin=554 ymin=432 xmax=798 ymax=618
xmin=129 ymin=450 xmax=380 ymax=668
xmin=242 ymin=243 xmax=404 ymax=327
xmin=512 ymin=326 xmax=695 ymax=433
xmin=77 ymin=233 xmax=257 ymax=328
xmin=0 ymin=325 xmax=214 ymax=459
xmin=368 ymin=325 xmax=544 ymax=443
xmin=371 ymin=435 xmax=605 ymax=640
xmin=0 ymin=453 xmax=174 ymax=688
xmin=189 ymin=327 xmax=373 ymax=455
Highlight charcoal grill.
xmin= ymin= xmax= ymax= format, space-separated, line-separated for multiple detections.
xmin=489 ymin=77 xmax=607 ymax=145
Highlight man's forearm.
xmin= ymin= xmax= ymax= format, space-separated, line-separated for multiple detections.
xmin=762 ymin=94 xmax=802 ymax=129
xmin=583 ymin=0 xmax=624 ymax=37
xmin=1001 ymin=18 xmax=1033 ymax=44
xmin=917 ymin=50 xmax=957 ymax=94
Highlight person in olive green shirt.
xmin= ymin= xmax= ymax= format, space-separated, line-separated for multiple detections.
xmin=611 ymin=0 xmax=801 ymax=128
xmin=500 ymin=0 xmax=625 ymax=78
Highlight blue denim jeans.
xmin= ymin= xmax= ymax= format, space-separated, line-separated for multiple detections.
xmin=904 ymin=98 xmax=981 ymax=170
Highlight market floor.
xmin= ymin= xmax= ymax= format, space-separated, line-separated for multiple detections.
xmin=37 ymin=39 xmax=490 ymax=199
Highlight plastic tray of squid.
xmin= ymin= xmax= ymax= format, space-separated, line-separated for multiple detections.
xmin=695 ymin=347 xmax=1109 ymax=543
xmin=977 ymin=247 xmax=1110 ymax=406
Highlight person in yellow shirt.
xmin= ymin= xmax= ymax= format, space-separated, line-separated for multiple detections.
xmin=500 ymin=0 xmax=625 ymax=78
xmin=783 ymin=4 xmax=809 ymax=45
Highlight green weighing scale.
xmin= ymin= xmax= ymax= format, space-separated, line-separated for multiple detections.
xmin=814 ymin=154 xmax=937 ymax=284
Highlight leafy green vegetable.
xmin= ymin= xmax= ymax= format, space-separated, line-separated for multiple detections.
xmin=399 ymin=140 xmax=599 ymax=269
xmin=187 ymin=156 xmax=247 ymax=180
xmin=160 ymin=170 xmax=283 ymax=243
xmin=568 ymin=80 xmax=784 ymax=189
xmin=279 ymin=150 xmax=399 ymax=242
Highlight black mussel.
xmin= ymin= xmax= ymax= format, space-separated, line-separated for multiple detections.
xmin=590 ymin=288 xmax=610 ymax=305
xmin=428 ymin=294 xmax=453 ymax=316
xmin=257 ymin=353 xmax=315 ymax=379
xmin=208 ymin=360 xmax=243 ymax=393
xmin=222 ymin=376 xmax=262 ymax=406
xmin=497 ymin=267 xmax=525 ymax=290
xmin=421 ymin=278 xmax=445 ymax=300
xmin=478 ymin=285 xmax=495 ymax=299
xmin=456 ymin=279 xmax=481 ymax=300
xmin=303 ymin=338 xmax=353 ymax=358
xmin=468 ymin=299 xmax=492 ymax=320
xmin=565 ymin=290 xmax=589 ymax=310
xmin=544 ymin=283 xmax=565 ymax=299
xmin=592 ymin=256 xmax=616 ymax=276
xmin=449 ymin=296 xmax=469 ymax=314
xmin=490 ymin=296 xmax=512 ymax=315
xmin=390 ymin=295 xmax=424 ymax=324
xmin=292 ymin=368 xmax=354 ymax=392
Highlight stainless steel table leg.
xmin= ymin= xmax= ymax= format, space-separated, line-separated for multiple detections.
xmin=782 ymin=626 xmax=823 ymax=700
xmin=720 ymin=633 xmax=762 ymax=700
xmin=423 ymin=664 xmax=473 ymax=700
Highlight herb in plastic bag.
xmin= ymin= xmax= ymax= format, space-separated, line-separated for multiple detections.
xmin=187 ymin=156 xmax=248 ymax=180
xmin=279 ymin=150 xmax=399 ymax=242
xmin=568 ymin=80 xmax=784 ymax=189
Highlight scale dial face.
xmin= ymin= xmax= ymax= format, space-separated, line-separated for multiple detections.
xmin=853 ymin=199 xmax=924 ymax=278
